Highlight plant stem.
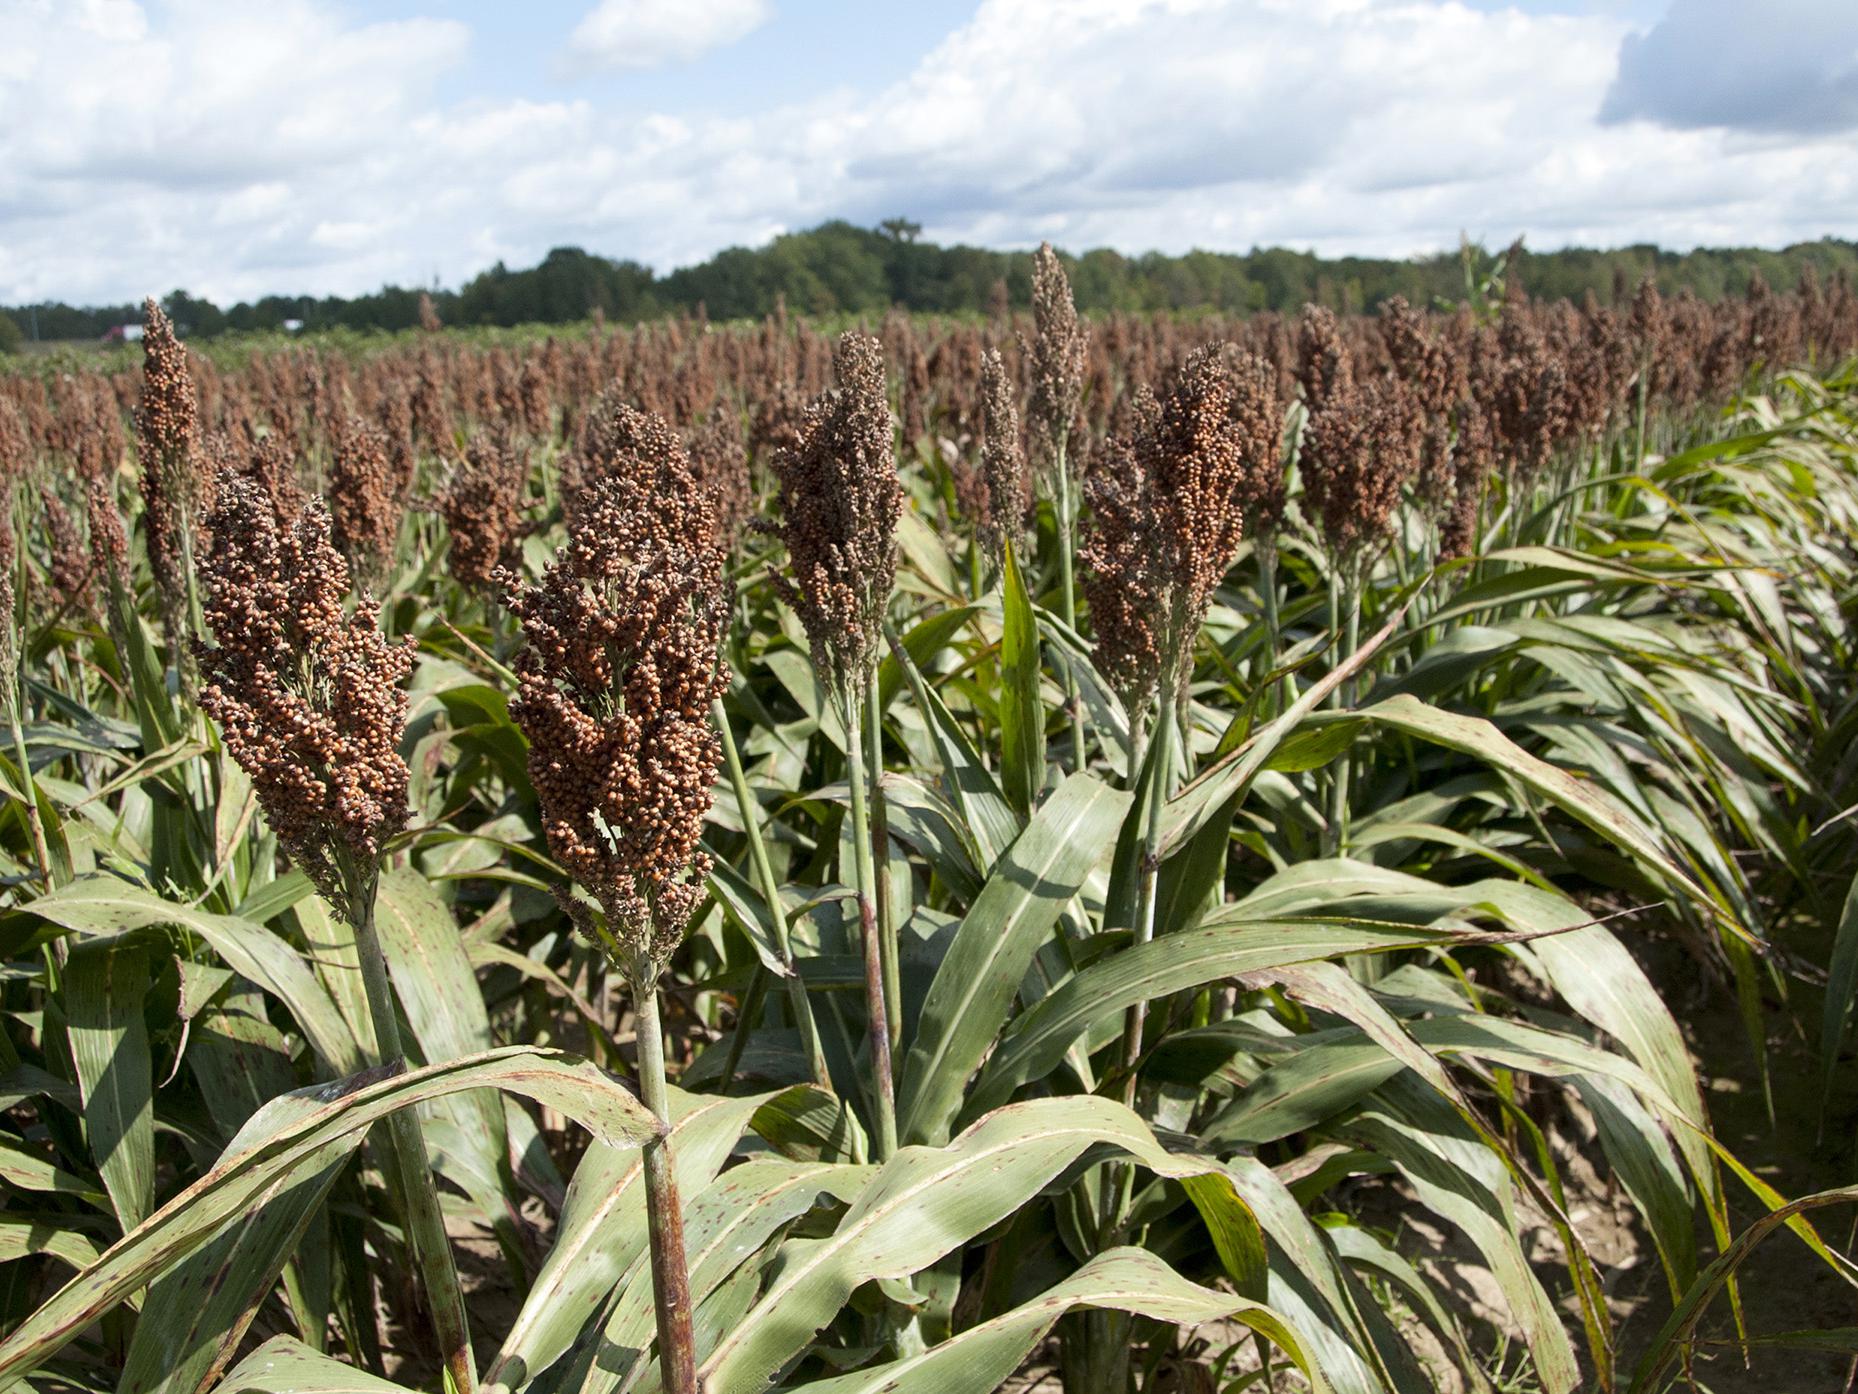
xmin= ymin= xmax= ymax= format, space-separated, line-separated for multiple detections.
xmin=1633 ymin=361 xmax=1650 ymax=474
xmin=841 ymin=681 xmax=897 ymax=1159
xmin=632 ymin=974 xmax=699 ymax=1394
xmin=867 ymin=666 xmax=902 ymax=1051
xmin=711 ymin=695 xmax=829 ymax=1088
xmin=1256 ymin=541 xmax=1281 ymax=721
xmin=1117 ymin=695 xmax=1175 ymax=1098
xmin=346 ymin=870 xmax=476 ymax=1394
xmin=1053 ymin=440 xmax=1087 ymax=772
xmin=1326 ymin=563 xmax=1362 ymax=857
xmin=7 ymin=696 xmax=50 ymax=891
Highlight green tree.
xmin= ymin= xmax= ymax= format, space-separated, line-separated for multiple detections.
xmin=0 ymin=309 xmax=22 ymax=355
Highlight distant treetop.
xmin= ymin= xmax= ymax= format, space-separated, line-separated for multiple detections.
xmin=8 ymin=220 xmax=1855 ymax=342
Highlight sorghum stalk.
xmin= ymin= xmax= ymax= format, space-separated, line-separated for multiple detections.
xmin=1027 ymin=247 xmax=1089 ymax=771
xmin=711 ymin=693 xmax=829 ymax=1087
xmin=1118 ymin=695 xmax=1176 ymax=1096
xmin=196 ymin=476 xmax=473 ymax=1391
xmin=1256 ymin=541 xmax=1282 ymax=720
xmin=841 ymin=679 xmax=898 ymax=1157
xmin=1326 ymin=561 xmax=1363 ymax=856
xmin=502 ymin=405 xmax=727 ymax=1394
xmin=868 ymin=664 xmax=901 ymax=1051
xmin=631 ymin=966 xmax=699 ymax=1394
xmin=768 ymin=332 xmax=902 ymax=1157
xmin=341 ymin=855 xmax=477 ymax=1394
xmin=0 ymin=505 xmax=50 ymax=888
xmin=1053 ymin=440 xmax=1087 ymax=768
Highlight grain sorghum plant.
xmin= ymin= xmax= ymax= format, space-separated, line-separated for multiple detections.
xmin=1300 ymin=378 xmax=1423 ymax=564
xmin=978 ymin=346 xmax=1028 ymax=569
xmin=769 ymin=333 xmax=899 ymax=698
xmin=1438 ymin=400 xmax=1495 ymax=561
xmin=505 ymin=467 xmax=729 ymax=979
xmin=195 ymin=474 xmax=412 ymax=920
xmin=1300 ymin=376 xmax=1424 ymax=854
xmin=439 ymin=429 xmax=531 ymax=591
xmin=504 ymin=414 xmax=729 ymax=1394
xmin=193 ymin=470 xmax=475 ymax=1392
xmin=329 ymin=414 xmax=406 ymax=587
xmin=87 ymin=476 xmax=127 ymax=589
xmin=1083 ymin=347 xmax=1275 ymax=725
xmin=42 ymin=495 xmax=93 ymax=623
xmin=1080 ymin=387 xmax=1166 ymax=725
xmin=769 ymin=330 xmax=903 ymax=1158
xmin=136 ymin=298 xmax=205 ymax=685
xmin=0 ymin=397 xmax=28 ymax=484
xmin=1027 ymin=244 xmax=1087 ymax=479
xmin=1296 ymin=304 xmax=1354 ymax=416
xmin=685 ymin=412 xmax=752 ymax=551
xmin=1026 ymin=243 xmax=1089 ymax=762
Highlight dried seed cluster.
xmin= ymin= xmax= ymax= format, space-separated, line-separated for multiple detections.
xmin=1300 ymin=379 xmax=1423 ymax=561
xmin=439 ymin=429 xmax=532 ymax=590
xmin=329 ymin=415 xmax=407 ymax=583
xmin=1083 ymin=345 xmax=1282 ymax=712
xmin=769 ymin=333 xmax=900 ymax=696
xmin=196 ymin=473 xmax=414 ymax=920
xmin=506 ymin=409 xmax=730 ymax=978
xmin=977 ymin=346 xmax=1028 ymax=563
xmin=1026 ymin=244 xmax=1087 ymax=479
xmin=136 ymin=299 xmax=203 ymax=655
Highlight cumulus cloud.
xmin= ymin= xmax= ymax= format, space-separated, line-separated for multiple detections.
xmin=1600 ymin=0 xmax=1858 ymax=135
xmin=561 ymin=0 xmax=771 ymax=74
xmin=2 ymin=0 xmax=1855 ymax=306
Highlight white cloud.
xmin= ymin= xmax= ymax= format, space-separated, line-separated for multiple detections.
xmin=1 ymin=0 xmax=1855 ymax=308
xmin=1600 ymin=0 xmax=1858 ymax=135
xmin=561 ymin=0 xmax=771 ymax=74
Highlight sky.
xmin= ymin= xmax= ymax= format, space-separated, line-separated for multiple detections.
xmin=0 ymin=0 xmax=1854 ymax=306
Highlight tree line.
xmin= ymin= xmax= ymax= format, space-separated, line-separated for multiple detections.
xmin=6 ymin=220 xmax=1856 ymax=344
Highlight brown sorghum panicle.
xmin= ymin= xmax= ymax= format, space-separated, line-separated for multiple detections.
xmin=1083 ymin=343 xmax=1273 ymax=714
xmin=0 ymin=397 xmax=29 ymax=484
xmin=136 ymin=298 xmax=202 ymax=653
xmin=505 ymin=413 xmax=729 ymax=977
xmin=1145 ymin=347 xmax=1251 ymax=627
xmin=568 ymin=396 xmax=716 ymax=544
xmin=978 ymin=347 xmax=1028 ymax=562
xmin=1080 ymin=388 xmax=1166 ymax=713
xmin=88 ymin=477 xmax=128 ymax=585
xmin=1439 ymin=401 xmax=1495 ymax=561
xmin=330 ymin=415 xmax=406 ymax=583
xmin=197 ymin=474 xmax=413 ymax=920
xmin=1296 ymin=305 xmax=1353 ymax=416
xmin=44 ymin=494 xmax=94 ymax=622
xmin=1026 ymin=243 xmax=1087 ymax=480
xmin=1301 ymin=378 xmax=1423 ymax=561
xmin=440 ymin=430 xmax=531 ymax=590
xmin=770 ymin=332 xmax=900 ymax=695
xmin=901 ymin=343 xmax=930 ymax=446
xmin=685 ymin=412 xmax=752 ymax=551
xmin=1225 ymin=349 xmax=1288 ymax=540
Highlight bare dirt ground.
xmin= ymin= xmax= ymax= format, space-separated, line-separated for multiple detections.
xmin=1619 ymin=928 xmax=1858 ymax=1394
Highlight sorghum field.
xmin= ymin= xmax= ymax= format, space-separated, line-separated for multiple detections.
xmin=0 ymin=254 xmax=1855 ymax=1394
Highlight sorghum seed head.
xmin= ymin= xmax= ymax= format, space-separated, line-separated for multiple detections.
xmin=1026 ymin=243 xmax=1088 ymax=480
xmin=440 ymin=429 xmax=531 ymax=591
xmin=769 ymin=332 xmax=900 ymax=697
xmin=978 ymin=347 xmax=1028 ymax=564
xmin=196 ymin=473 xmax=414 ymax=921
xmin=329 ymin=415 xmax=406 ymax=584
xmin=505 ymin=410 xmax=729 ymax=980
